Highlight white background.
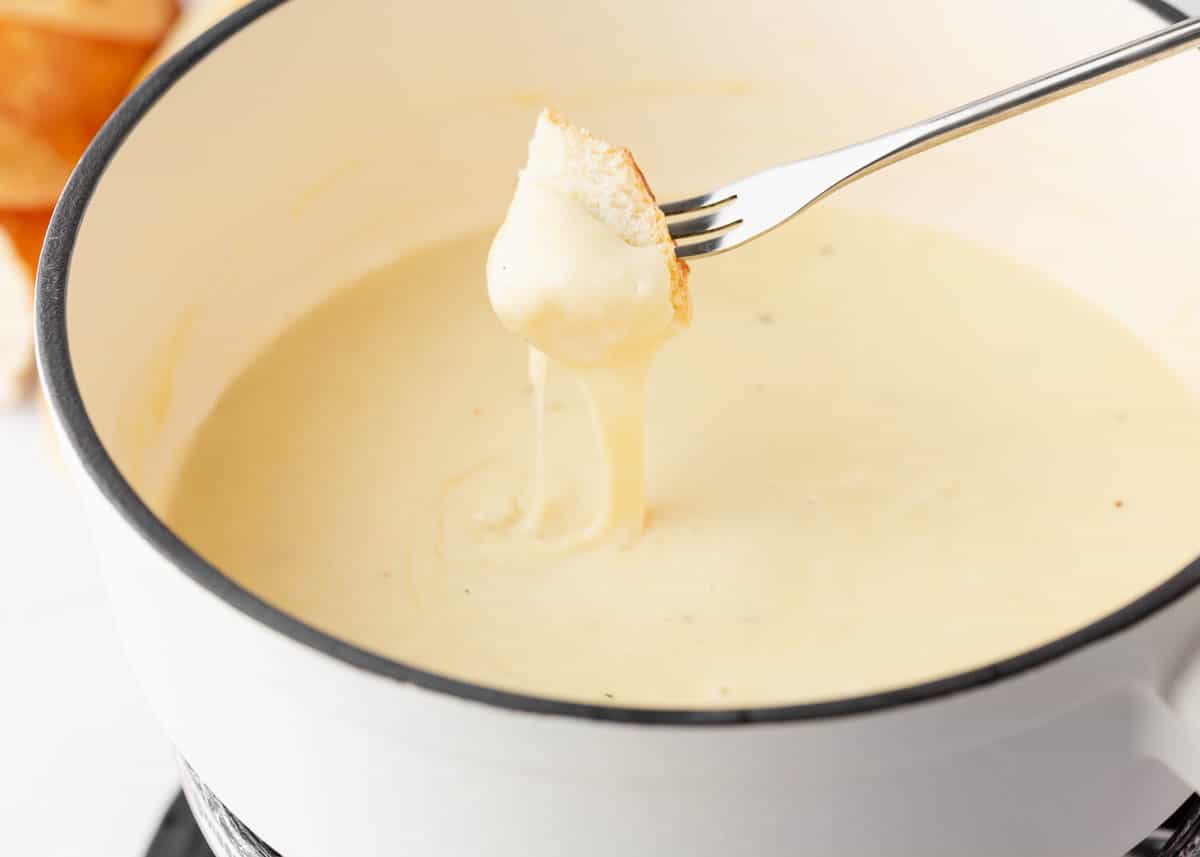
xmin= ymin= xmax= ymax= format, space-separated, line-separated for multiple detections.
xmin=0 ymin=402 xmax=177 ymax=857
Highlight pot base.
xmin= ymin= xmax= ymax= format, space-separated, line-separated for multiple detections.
xmin=147 ymin=757 xmax=1200 ymax=857
xmin=146 ymin=760 xmax=279 ymax=857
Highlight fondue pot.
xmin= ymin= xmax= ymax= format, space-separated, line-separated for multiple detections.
xmin=34 ymin=0 xmax=1200 ymax=854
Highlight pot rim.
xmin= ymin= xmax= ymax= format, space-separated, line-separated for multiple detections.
xmin=34 ymin=0 xmax=1199 ymax=727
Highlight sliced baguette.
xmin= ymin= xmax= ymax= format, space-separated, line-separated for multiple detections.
xmin=0 ymin=116 xmax=73 ymax=211
xmin=0 ymin=0 xmax=177 ymax=42
xmin=0 ymin=0 xmax=178 ymax=402
xmin=0 ymin=6 xmax=176 ymax=192
xmin=0 ymin=208 xmax=52 ymax=275
xmin=526 ymin=109 xmax=690 ymax=323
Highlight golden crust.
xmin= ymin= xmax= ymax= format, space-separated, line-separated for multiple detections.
xmin=0 ymin=207 xmax=51 ymax=282
xmin=0 ymin=15 xmax=166 ymax=174
xmin=0 ymin=116 xmax=73 ymax=209
xmin=542 ymin=109 xmax=691 ymax=324
xmin=0 ymin=0 xmax=180 ymax=263
xmin=0 ymin=1 xmax=177 ymax=400
xmin=0 ymin=0 xmax=178 ymax=43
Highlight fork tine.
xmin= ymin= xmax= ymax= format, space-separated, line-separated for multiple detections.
xmin=658 ymin=189 xmax=736 ymax=217
xmin=674 ymin=223 xmax=750 ymax=259
xmin=667 ymin=208 xmax=743 ymax=241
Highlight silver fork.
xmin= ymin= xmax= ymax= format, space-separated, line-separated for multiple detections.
xmin=663 ymin=16 xmax=1200 ymax=259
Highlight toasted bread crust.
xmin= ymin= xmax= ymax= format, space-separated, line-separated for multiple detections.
xmin=0 ymin=208 xmax=50 ymax=280
xmin=542 ymin=109 xmax=691 ymax=324
xmin=0 ymin=1 xmax=177 ymax=400
xmin=0 ymin=16 xmax=164 ymax=172
xmin=0 ymin=0 xmax=178 ymax=43
xmin=0 ymin=116 xmax=73 ymax=209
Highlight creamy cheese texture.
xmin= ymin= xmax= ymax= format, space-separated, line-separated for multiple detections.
xmin=487 ymin=161 xmax=676 ymax=540
xmin=167 ymin=208 xmax=1200 ymax=708
xmin=487 ymin=179 xmax=674 ymax=369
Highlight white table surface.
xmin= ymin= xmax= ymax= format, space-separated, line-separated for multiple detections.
xmin=0 ymin=400 xmax=178 ymax=857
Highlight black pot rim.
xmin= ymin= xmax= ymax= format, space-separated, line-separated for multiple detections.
xmin=33 ymin=0 xmax=1199 ymax=726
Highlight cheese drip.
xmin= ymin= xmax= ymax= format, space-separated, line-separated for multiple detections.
xmin=488 ymin=177 xmax=674 ymax=543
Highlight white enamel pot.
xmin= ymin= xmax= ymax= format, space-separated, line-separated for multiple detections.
xmin=34 ymin=0 xmax=1200 ymax=854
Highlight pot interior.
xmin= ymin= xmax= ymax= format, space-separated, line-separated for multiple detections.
xmin=54 ymin=0 xmax=1200 ymax=686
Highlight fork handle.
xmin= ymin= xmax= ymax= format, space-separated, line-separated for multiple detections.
xmin=848 ymin=16 xmax=1200 ymax=180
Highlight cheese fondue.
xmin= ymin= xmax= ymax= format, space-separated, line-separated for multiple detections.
xmin=166 ymin=207 xmax=1200 ymax=708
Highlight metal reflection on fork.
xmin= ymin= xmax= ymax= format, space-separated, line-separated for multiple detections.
xmin=661 ymin=16 xmax=1200 ymax=259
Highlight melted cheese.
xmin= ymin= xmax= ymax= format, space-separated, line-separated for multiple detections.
xmin=487 ymin=177 xmax=675 ymax=541
xmin=166 ymin=209 xmax=1200 ymax=709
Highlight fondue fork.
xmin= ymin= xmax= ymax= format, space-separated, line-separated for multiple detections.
xmin=663 ymin=16 xmax=1200 ymax=259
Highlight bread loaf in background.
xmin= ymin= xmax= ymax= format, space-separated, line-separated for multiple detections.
xmin=0 ymin=0 xmax=253 ymax=403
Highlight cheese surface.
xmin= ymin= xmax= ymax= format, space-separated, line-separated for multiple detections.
xmin=167 ymin=207 xmax=1200 ymax=708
